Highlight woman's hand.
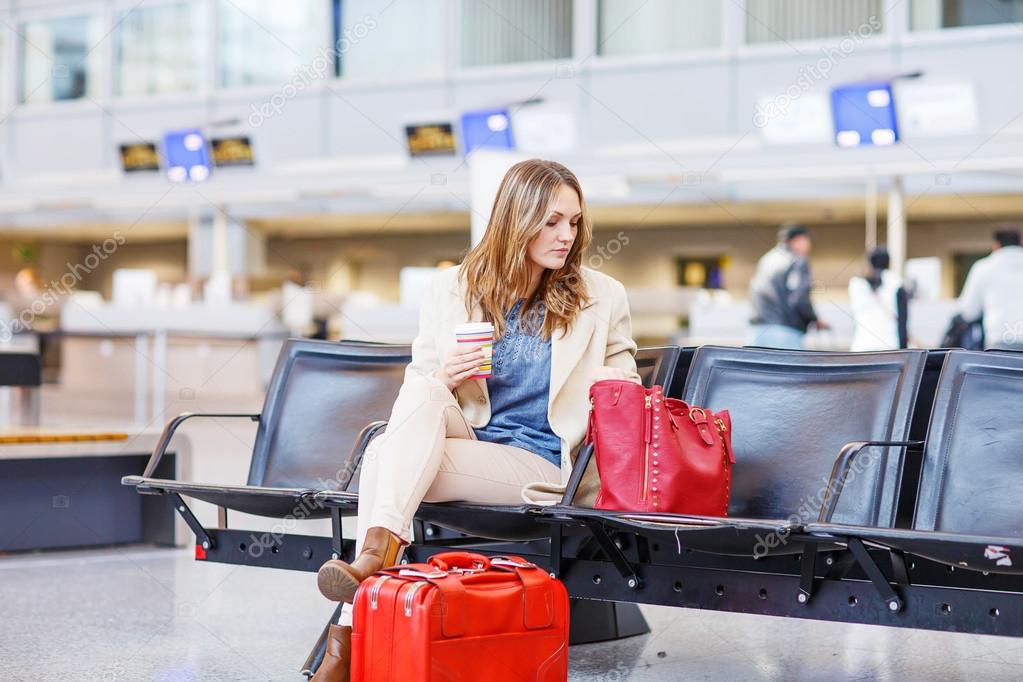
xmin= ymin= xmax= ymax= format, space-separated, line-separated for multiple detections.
xmin=434 ymin=344 xmax=486 ymax=392
xmin=589 ymin=365 xmax=637 ymax=385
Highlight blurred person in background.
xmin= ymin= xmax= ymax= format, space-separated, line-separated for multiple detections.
xmin=10 ymin=266 xmax=43 ymax=311
xmin=7 ymin=246 xmax=45 ymax=317
xmin=957 ymin=227 xmax=1023 ymax=350
xmin=848 ymin=247 xmax=909 ymax=351
xmin=748 ymin=223 xmax=829 ymax=349
xmin=6 ymin=253 xmax=62 ymax=335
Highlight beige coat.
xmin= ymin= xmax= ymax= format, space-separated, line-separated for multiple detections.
xmin=405 ymin=265 xmax=640 ymax=504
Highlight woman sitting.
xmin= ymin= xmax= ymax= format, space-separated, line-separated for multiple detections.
xmin=313 ymin=158 xmax=640 ymax=679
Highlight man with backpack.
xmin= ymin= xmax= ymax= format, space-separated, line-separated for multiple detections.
xmin=748 ymin=223 xmax=830 ymax=349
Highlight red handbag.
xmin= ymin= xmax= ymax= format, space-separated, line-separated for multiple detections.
xmin=587 ymin=380 xmax=735 ymax=516
xmin=350 ymin=552 xmax=569 ymax=681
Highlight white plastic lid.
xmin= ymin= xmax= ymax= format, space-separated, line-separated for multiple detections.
xmin=454 ymin=322 xmax=494 ymax=335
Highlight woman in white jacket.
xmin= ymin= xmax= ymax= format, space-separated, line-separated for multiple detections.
xmin=849 ymin=247 xmax=908 ymax=352
xmin=311 ymin=159 xmax=640 ymax=680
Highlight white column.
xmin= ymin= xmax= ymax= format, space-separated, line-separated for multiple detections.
xmin=134 ymin=332 xmax=149 ymax=425
xmin=229 ymin=217 xmax=267 ymax=277
xmin=151 ymin=330 xmax=167 ymax=423
xmin=444 ymin=0 xmax=462 ymax=74
xmin=188 ymin=210 xmax=230 ymax=302
xmin=887 ymin=176 xmax=907 ymax=276
xmin=187 ymin=211 xmax=214 ymax=279
xmin=886 ymin=0 xmax=913 ymax=35
xmin=865 ymin=172 xmax=878 ymax=251
xmin=468 ymin=149 xmax=528 ymax=247
xmin=722 ymin=0 xmax=747 ymax=50
xmin=188 ymin=210 xmax=267 ymax=278
xmin=572 ymin=0 xmax=598 ymax=59
xmin=212 ymin=209 xmax=230 ymax=275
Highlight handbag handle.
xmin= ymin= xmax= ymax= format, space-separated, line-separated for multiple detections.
xmin=428 ymin=552 xmax=490 ymax=572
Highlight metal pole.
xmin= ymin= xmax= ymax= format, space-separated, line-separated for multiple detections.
xmin=213 ymin=209 xmax=230 ymax=275
xmin=134 ymin=332 xmax=148 ymax=425
xmin=887 ymin=176 xmax=907 ymax=276
xmin=151 ymin=330 xmax=167 ymax=423
xmin=0 ymin=387 xmax=10 ymax=427
xmin=866 ymin=172 xmax=878 ymax=251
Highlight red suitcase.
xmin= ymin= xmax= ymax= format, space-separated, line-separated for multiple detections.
xmin=350 ymin=552 xmax=569 ymax=681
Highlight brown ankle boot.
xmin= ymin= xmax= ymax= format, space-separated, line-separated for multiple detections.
xmin=311 ymin=624 xmax=351 ymax=682
xmin=317 ymin=527 xmax=403 ymax=603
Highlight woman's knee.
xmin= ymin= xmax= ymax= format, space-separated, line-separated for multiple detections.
xmin=393 ymin=372 xmax=456 ymax=415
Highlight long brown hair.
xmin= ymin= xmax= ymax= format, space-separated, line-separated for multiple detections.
xmin=460 ymin=159 xmax=592 ymax=339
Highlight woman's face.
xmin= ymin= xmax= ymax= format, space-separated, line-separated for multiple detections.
xmin=526 ymin=184 xmax=580 ymax=273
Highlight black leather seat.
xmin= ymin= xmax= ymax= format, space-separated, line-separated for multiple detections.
xmin=122 ymin=340 xmax=410 ymax=518
xmin=557 ymin=346 xmax=928 ymax=556
xmin=314 ymin=346 xmax=684 ymax=541
xmin=808 ymin=350 xmax=1023 ymax=575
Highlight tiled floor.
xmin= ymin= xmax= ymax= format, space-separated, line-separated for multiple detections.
xmin=2 ymin=544 xmax=1021 ymax=681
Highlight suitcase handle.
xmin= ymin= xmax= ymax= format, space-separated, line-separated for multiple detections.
xmin=491 ymin=558 xmax=535 ymax=569
xmin=428 ymin=551 xmax=491 ymax=572
xmin=385 ymin=554 xmax=556 ymax=636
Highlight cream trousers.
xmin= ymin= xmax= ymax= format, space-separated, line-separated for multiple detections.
xmin=355 ymin=371 xmax=561 ymax=547
xmin=338 ymin=372 xmax=561 ymax=624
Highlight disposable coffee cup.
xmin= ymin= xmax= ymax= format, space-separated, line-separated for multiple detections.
xmin=455 ymin=322 xmax=494 ymax=379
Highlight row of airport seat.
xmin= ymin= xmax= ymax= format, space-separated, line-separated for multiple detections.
xmin=123 ymin=339 xmax=1023 ymax=670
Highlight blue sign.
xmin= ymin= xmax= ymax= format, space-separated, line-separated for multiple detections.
xmin=831 ymin=81 xmax=898 ymax=148
xmin=460 ymin=108 xmax=514 ymax=155
xmin=163 ymin=128 xmax=211 ymax=182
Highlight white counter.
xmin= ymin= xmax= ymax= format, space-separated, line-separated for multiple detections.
xmin=60 ymin=303 xmax=287 ymax=423
xmin=60 ymin=302 xmax=288 ymax=337
xmin=0 ymin=427 xmax=193 ymax=549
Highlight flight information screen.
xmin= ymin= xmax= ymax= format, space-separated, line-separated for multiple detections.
xmin=163 ymin=129 xmax=211 ymax=182
xmin=459 ymin=108 xmax=514 ymax=155
xmin=119 ymin=142 xmax=160 ymax=173
xmin=405 ymin=123 xmax=456 ymax=157
xmin=831 ymin=81 xmax=898 ymax=148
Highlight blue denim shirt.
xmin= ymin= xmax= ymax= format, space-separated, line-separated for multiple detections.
xmin=473 ymin=300 xmax=561 ymax=467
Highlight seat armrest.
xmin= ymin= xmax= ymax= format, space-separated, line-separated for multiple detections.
xmin=143 ymin=412 xmax=260 ymax=478
xmin=560 ymin=442 xmax=595 ymax=507
xmin=817 ymin=439 xmax=923 ymax=523
xmin=339 ymin=420 xmax=388 ymax=491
